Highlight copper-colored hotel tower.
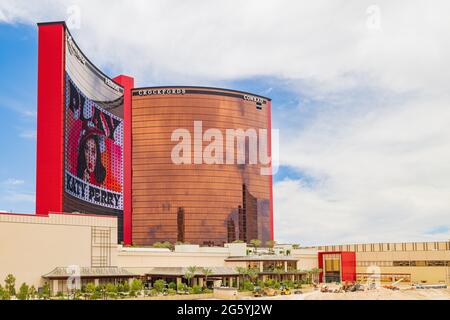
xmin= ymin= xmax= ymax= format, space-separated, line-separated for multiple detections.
xmin=34 ymin=21 xmax=273 ymax=247
xmin=131 ymin=87 xmax=273 ymax=246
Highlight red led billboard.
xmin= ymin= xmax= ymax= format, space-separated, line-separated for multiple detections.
xmin=36 ymin=22 xmax=133 ymax=243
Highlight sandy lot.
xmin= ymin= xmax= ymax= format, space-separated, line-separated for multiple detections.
xmin=239 ymin=285 xmax=450 ymax=300
xmin=302 ymin=287 xmax=450 ymax=300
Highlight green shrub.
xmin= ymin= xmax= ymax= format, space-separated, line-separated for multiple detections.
xmin=188 ymin=285 xmax=203 ymax=294
xmin=177 ymin=283 xmax=188 ymax=292
xmin=242 ymin=280 xmax=254 ymax=291
xmin=283 ymin=280 xmax=294 ymax=288
xmin=105 ymin=283 xmax=117 ymax=299
xmin=28 ymin=285 xmax=37 ymax=300
xmin=90 ymin=292 xmax=100 ymax=300
xmin=150 ymin=288 xmax=158 ymax=296
xmin=17 ymin=283 xmax=30 ymax=300
xmin=167 ymin=288 xmax=177 ymax=295
xmin=0 ymin=285 xmax=11 ymax=300
xmin=264 ymin=279 xmax=275 ymax=288
xmin=168 ymin=282 xmax=177 ymax=290
xmin=4 ymin=274 xmax=16 ymax=296
xmin=203 ymin=288 xmax=212 ymax=294
xmin=131 ymin=279 xmax=143 ymax=292
xmin=39 ymin=283 xmax=51 ymax=300
xmin=122 ymin=281 xmax=130 ymax=292
xmin=85 ymin=282 xmax=96 ymax=294
xmin=153 ymin=279 xmax=166 ymax=293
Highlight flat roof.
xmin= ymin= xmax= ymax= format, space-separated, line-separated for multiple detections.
xmin=225 ymin=255 xmax=298 ymax=262
xmin=42 ymin=267 xmax=135 ymax=279
xmin=132 ymin=85 xmax=271 ymax=101
xmin=145 ymin=267 xmax=238 ymax=277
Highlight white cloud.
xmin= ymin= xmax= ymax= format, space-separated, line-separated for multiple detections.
xmin=2 ymin=178 xmax=25 ymax=186
xmin=0 ymin=179 xmax=35 ymax=211
xmin=1 ymin=0 xmax=450 ymax=244
xmin=19 ymin=129 xmax=36 ymax=140
xmin=1 ymin=0 xmax=449 ymax=93
xmin=275 ymin=94 xmax=450 ymax=245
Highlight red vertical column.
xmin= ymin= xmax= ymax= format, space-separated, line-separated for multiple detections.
xmin=267 ymin=100 xmax=274 ymax=240
xmin=113 ymin=75 xmax=134 ymax=245
xmin=341 ymin=251 xmax=357 ymax=281
xmin=35 ymin=23 xmax=65 ymax=215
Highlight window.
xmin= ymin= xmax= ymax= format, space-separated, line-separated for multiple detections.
xmin=393 ymin=261 xmax=410 ymax=266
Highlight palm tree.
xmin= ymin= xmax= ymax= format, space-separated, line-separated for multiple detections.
xmin=249 ymin=239 xmax=261 ymax=254
xmin=184 ymin=266 xmax=198 ymax=287
xmin=235 ymin=267 xmax=247 ymax=289
xmin=247 ymin=267 xmax=259 ymax=284
xmin=310 ymin=267 xmax=322 ymax=284
xmin=201 ymin=268 xmax=213 ymax=288
xmin=274 ymin=265 xmax=284 ymax=282
xmin=265 ymin=240 xmax=276 ymax=254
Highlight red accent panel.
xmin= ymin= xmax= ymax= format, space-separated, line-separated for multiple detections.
xmin=318 ymin=251 xmax=357 ymax=283
xmin=318 ymin=251 xmax=324 ymax=282
xmin=113 ymin=75 xmax=134 ymax=245
xmin=35 ymin=23 xmax=65 ymax=215
xmin=341 ymin=251 xmax=357 ymax=282
xmin=267 ymin=100 xmax=274 ymax=240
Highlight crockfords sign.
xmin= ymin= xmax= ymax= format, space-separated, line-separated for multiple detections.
xmin=243 ymin=94 xmax=265 ymax=104
xmin=136 ymin=88 xmax=186 ymax=96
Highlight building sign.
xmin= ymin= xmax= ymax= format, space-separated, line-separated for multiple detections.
xmin=64 ymin=32 xmax=124 ymax=211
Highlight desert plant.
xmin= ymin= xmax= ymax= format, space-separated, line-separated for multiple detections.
xmin=247 ymin=267 xmax=259 ymax=284
xmin=85 ymin=282 xmax=96 ymax=299
xmin=16 ymin=283 xmax=30 ymax=300
xmin=122 ymin=281 xmax=130 ymax=292
xmin=130 ymin=278 xmax=143 ymax=294
xmin=184 ymin=266 xmax=198 ymax=286
xmin=168 ymin=282 xmax=177 ymax=290
xmin=153 ymin=279 xmax=166 ymax=293
xmin=203 ymin=287 xmax=212 ymax=294
xmin=105 ymin=283 xmax=117 ymax=299
xmin=0 ymin=284 xmax=11 ymax=300
xmin=241 ymin=280 xmax=254 ymax=291
xmin=39 ymin=282 xmax=51 ymax=300
xmin=167 ymin=288 xmax=177 ymax=295
xmin=190 ymin=285 xmax=203 ymax=294
xmin=201 ymin=268 xmax=213 ymax=288
xmin=177 ymin=282 xmax=188 ymax=293
xmin=28 ymin=285 xmax=37 ymax=300
xmin=265 ymin=240 xmax=276 ymax=253
xmin=250 ymin=239 xmax=261 ymax=253
xmin=4 ymin=274 xmax=16 ymax=296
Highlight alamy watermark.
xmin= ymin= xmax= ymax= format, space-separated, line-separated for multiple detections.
xmin=171 ymin=121 xmax=279 ymax=176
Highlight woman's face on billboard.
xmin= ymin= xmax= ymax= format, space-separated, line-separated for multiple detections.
xmin=85 ymin=138 xmax=97 ymax=173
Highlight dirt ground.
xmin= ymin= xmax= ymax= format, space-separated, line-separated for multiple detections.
xmin=302 ymin=286 xmax=450 ymax=300
xmin=240 ymin=284 xmax=450 ymax=300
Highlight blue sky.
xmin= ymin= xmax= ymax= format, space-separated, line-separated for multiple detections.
xmin=0 ymin=24 xmax=37 ymax=212
xmin=1 ymin=1 xmax=450 ymax=245
xmin=0 ymin=22 xmax=299 ymax=212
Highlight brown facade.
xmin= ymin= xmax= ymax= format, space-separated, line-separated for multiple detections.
xmin=131 ymin=87 xmax=272 ymax=246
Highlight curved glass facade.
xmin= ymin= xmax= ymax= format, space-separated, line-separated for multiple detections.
xmin=131 ymin=87 xmax=272 ymax=246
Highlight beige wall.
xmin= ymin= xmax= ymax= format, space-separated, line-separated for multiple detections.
xmin=307 ymin=241 xmax=450 ymax=284
xmin=356 ymin=266 xmax=450 ymax=284
xmin=117 ymin=245 xmax=245 ymax=274
xmin=292 ymin=249 xmax=319 ymax=270
xmin=0 ymin=213 xmax=117 ymax=289
xmin=355 ymin=250 xmax=450 ymax=284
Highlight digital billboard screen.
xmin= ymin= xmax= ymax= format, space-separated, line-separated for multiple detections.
xmin=63 ymin=31 xmax=124 ymax=240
